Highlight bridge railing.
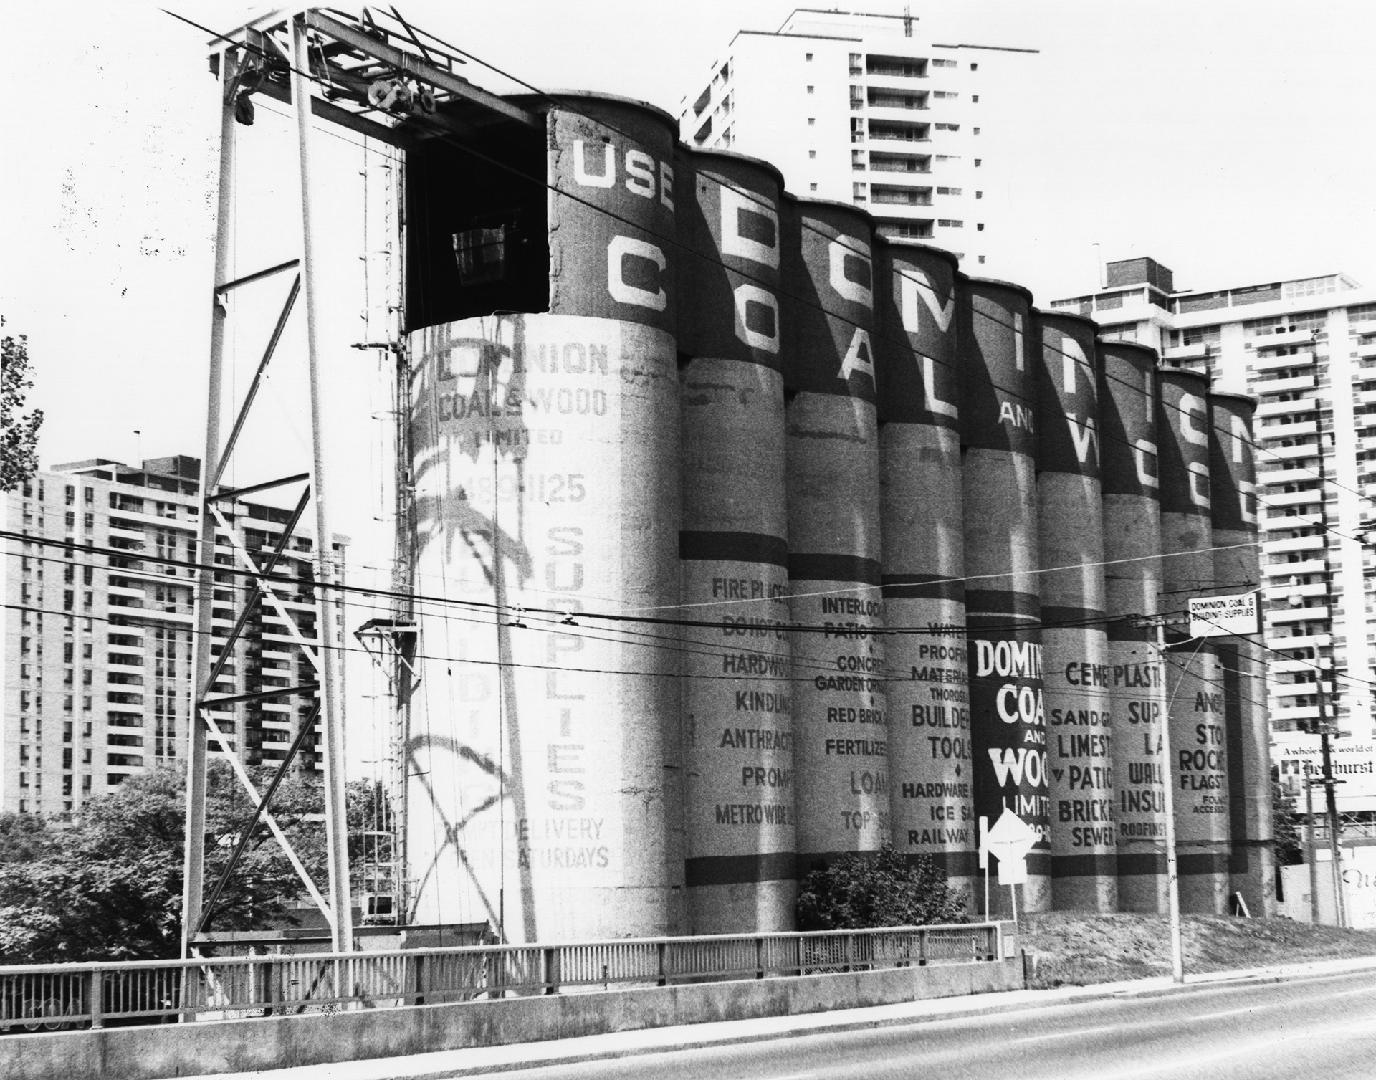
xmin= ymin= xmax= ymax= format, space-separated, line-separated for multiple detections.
xmin=0 ymin=921 xmax=1008 ymax=1033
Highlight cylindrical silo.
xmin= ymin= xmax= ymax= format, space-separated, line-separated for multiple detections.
xmin=876 ymin=241 xmax=976 ymax=905
xmin=784 ymin=198 xmax=889 ymax=872
xmin=677 ymin=148 xmax=796 ymax=933
xmin=1158 ymin=367 xmax=1231 ymax=914
xmin=1036 ymin=311 xmax=1116 ymax=912
xmin=1208 ymin=391 xmax=1273 ymax=916
xmin=959 ymin=277 xmax=1049 ymax=915
xmin=1098 ymin=341 xmax=1169 ymax=914
xmin=407 ymin=94 xmax=684 ymax=941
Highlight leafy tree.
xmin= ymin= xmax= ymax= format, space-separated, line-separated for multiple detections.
xmin=796 ymin=844 xmax=968 ymax=930
xmin=1 ymin=330 xmax=44 ymax=492
xmin=0 ymin=763 xmax=393 ymax=963
xmin=1272 ymin=774 xmax=1305 ymax=867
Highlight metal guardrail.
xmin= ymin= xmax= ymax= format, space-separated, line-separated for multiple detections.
xmin=0 ymin=922 xmax=1005 ymax=1033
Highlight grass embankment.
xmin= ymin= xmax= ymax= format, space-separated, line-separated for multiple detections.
xmin=1019 ymin=912 xmax=1376 ymax=988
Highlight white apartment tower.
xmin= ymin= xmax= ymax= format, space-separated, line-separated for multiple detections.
xmin=1052 ymin=258 xmax=1376 ymax=742
xmin=677 ymin=8 xmax=1035 ymax=269
xmin=1 ymin=455 xmax=347 ymax=816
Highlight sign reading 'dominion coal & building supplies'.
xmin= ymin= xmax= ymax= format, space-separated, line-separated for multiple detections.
xmin=1187 ymin=591 xmax=1259 ymax=638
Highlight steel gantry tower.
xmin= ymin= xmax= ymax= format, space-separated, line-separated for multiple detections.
xmin=182 ymin=5 xmax=537 ymax=957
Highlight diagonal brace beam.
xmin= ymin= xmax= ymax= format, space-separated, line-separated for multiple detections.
xmin=195 ymin=702 xmax=322 ymax=935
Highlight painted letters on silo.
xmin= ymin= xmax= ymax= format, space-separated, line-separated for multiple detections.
xmin=1098 ymin=342 xmax=1169 ymax=914
xmin=784 ymin=200 xmax=889 ymax=868
xmin=1036 ymin=312 xmax=1116 ymax=912
xmin=959 ymin=278 xmax=1049 ymax=913
xmin=1208 ymin=392 xmax=1273 ymax=916
xmin=1158 ymin=367 xmax=1231 ymax=915
xmin=678 ymin=150 xmax=796 ymax=932
xmin=876 ymin=242 xmax=975 ymax=902
xmin=407 ymin=96 xmax=683 ymax=942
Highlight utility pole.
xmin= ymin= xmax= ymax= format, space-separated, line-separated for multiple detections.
xmin=1310 ymin=370 xmax=1347 ymax=928
xmin=1137 ymin=613 xmax=1185 ymax=984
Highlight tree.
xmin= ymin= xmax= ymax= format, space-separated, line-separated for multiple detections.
xmin=1272 ymin=774 xmax=1305 ymax=867
xmin=0 ymin=764 xmax=392 ymax=963
xmin=796 ymin=845 xmax=969 ymax=931
xmin=1 ymin=330 xmax=44 ymax=492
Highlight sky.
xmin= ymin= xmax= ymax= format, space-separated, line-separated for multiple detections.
xmin=3 ymin=0 xmax=1375 ymax=769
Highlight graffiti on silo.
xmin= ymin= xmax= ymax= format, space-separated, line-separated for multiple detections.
xmin=406 ymin=96 xmax=684 ymax=943
xmin=876 ymin=241 xmax=974 ymax=900
xmin=1158 ymin=368 xmax=1230 ymax=915
xmin=785 ymin=200 xmax=889 ymax=865
xmin=1036 ymin=312 xmax=1116 ymax=912
xmin=959 ymin=278 xmax=1049 ymax=913
xmin=678 ymin=149 xmax=796 ymax=932
xmin=1208 ymin=392 xmax=1273 ymax=916
xmin=1098 ymin=341 xmax=1169 ymax=913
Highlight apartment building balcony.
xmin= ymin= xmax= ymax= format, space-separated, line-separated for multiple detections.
xmin=866 ymin=119 xmax=930 ymax=144
xmin=1254 ymin=327 xmax=1319 ymax=349
xmin=1260 ymin=489 xmax=1320 ymax=506
xmin=1267 ymin=578 xmax=1327 ymax=601
xmin=1266 ymin=604 xmax=1330 ymax=626
xmin=1272 ymin=704 xmax=1322 ymax=725
xmin=1163 ymin=344 xmax=1210 ymax=364
xmin=1271 ymin=657 xmax=1331 ymax=675
xmin=866 ymin=151 xmax=932 ymax=177
xmin=1356 ymin=387 xmax=1376 ymax=407
xmin=1254 ymin=374 xmax=1317 ymax=396
xmin=1265 ymin=441 xmax=1322 ymax=461
xmin=1259 ymin=464 xmax=1322 ymax=484
xmin=1262 ymin=534 xmax=1325 ymax=555
xmin=1356 ymin=338 xmax=1376 ymax=358
xmin=1259 ymin=418 xmax=1323 ymax=440
xmin=1267 ymin=632 xmax=1333 ymax=652
xmin=1255 ymin=396 xmax=1318 ymax=419
xmin=1253 ymin=349 xmax=1316 ymax=372
xmin=1271 ymin=679 xmax=1320 ymax=699
xmin=1263 ymin=558 xmax=1327 ymax=578
xmin=139 ymin=607 xmax=194 ymax=624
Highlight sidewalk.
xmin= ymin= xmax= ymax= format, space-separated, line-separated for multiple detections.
xmin=162 ymin=953 xmax=1376 ymax=1080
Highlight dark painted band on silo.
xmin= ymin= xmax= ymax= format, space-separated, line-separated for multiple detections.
xmin=876 ymin=241 xmax=961 ymax=430
xmin=1037 ymin=310 xmax=1103 ymax=480
xmin=958 ymin=277 xmax=1049 ymax=902
xmin=1099 ymin=340 xmax=1161 ymax=499
xmin=546 ymin=95 xmax=679 ymax=334
xmin=784 ymin=198 xmax=879 ymax=404
xmin=679 ymin=147 xmax=786 ymax=371
xmin=1157 ymin=368 xmax=1213 ymax=521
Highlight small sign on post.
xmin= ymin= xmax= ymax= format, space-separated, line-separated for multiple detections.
xmin=1188 ymin=590 xmax=1259 ymax=638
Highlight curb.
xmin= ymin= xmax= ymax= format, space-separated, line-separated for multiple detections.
xmin=169 ymin=953 xmax=1376 ymax=1080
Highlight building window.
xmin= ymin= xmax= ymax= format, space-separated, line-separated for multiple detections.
xmin=809 ymin=182 xmax=819 ymax=191
xmin=805 ymin=52 xmax=813 ymax=61
xmin=977 ymin=223 xmax=985 ymax=231
xmin=809 ymin=149 xmax=817 ymax=159
xmin=807 ymin=85 xmax=815 ymax=94
xmin=807 ymin=117 xmax=816 ymax=126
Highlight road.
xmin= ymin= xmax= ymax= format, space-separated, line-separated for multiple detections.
xmin=460 ymin=968 xmax=1376 ymax=1080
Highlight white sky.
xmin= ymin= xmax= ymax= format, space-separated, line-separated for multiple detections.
xmin=3 ymin=0 xmax=1374 ymax=768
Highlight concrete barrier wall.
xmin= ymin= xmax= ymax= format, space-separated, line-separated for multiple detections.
xmin=1 ymin=958 xmax=1022 ymax=1080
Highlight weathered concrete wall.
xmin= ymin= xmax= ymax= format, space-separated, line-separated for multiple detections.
xmin=1 ymin=959 xmax=1022 ymax=1080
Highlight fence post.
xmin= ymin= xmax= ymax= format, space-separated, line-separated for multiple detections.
xmin=411 ymin=954 xmax=425 ymax=1007
xmin=755 ymin=936 xmax=765 ymax=979
xmin=88 ymin=969 xmax=103 ymax=1029
xmin=656 ymin=941 xmax=668 ymax=987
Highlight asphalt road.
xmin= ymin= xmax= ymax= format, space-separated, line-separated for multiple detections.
xmin=459 ymin=968 xmax=1376 ymax=1080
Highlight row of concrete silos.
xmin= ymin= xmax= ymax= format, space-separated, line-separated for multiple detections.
xmin=401 ymin=93 xmax=1273 ymax=942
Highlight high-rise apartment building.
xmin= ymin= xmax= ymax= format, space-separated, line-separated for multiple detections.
xmin=1 ymin=455 xmax=346 ymax=816
xmin=1052 ymin=259 xmax=1376 ymax=741
xmin=677 ymin=8 xmax=1035 ymax=269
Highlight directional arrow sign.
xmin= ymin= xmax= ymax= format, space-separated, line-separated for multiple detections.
xmin=984 ymin=808 xmax=1037 ymax=884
